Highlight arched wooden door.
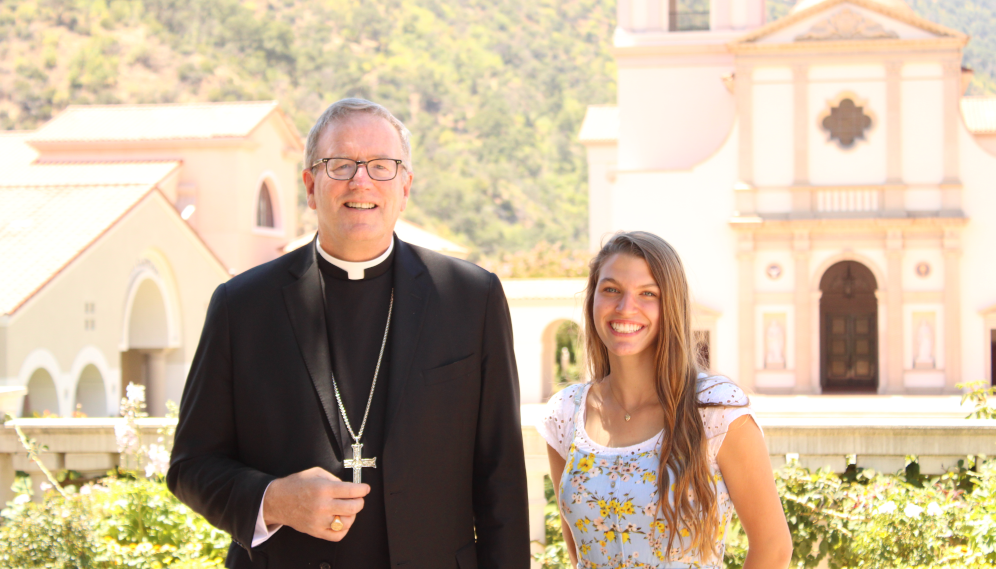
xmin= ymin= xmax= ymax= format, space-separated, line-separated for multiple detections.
xmin=820 ymin=261 xmax=878 ymax=393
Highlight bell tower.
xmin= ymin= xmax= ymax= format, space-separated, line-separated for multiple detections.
xmin=616 ymin=0 xmax=765 ymax=35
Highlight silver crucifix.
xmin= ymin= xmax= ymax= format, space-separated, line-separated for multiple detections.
xmin=344 ymin=442 xmax=377 ymax=483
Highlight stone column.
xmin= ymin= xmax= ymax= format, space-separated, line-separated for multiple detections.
xmin=146 ymin=351 xmax=167 ymax=417
xmin=943 ymin=229 xmax=962 ymax=392
xmin=737 ymin=64 xmax=754 ymax=187
xmin=943 ymin=59 xmax=961 ymax=185
xmin=885 ymin=230 xmax=904 ymax=393
xmin=791 ymin=64 xmax=812 ymax=218
xmin=617 ymin=0 xmax=633 ymax=30
xmin=0 ymin=453 xmax=14 ymax=507
xmin=884 ymin=61 xmax=904 ymax=215
xmin=793 ymin=64 xmax=809 ymax=187
xmin=793 ymin=231 xmax=813 ymax=393
xmin=738 ymin=233 xmax=756 ymax=390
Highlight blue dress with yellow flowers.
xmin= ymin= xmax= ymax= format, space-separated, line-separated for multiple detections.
xmin=536 ymin=376 xmax=757 ymax=568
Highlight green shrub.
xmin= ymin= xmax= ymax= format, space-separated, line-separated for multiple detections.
xmin=0 ymin=476 xmax=229 ymax=568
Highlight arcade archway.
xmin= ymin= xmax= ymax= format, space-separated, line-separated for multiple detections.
xmin=75 ymin=364 xmax=108 ymax=417
xmin=23 ymin=368 xmax=59 ymax=417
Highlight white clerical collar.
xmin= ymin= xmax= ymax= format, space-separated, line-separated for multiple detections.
xmin=315 ymin=237 xmax=394 ymax=280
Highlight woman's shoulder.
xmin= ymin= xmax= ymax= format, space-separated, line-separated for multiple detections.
xmin=545 ymin=382 xmax=587 ymax=413
xmin=538 ymin=383 xmax=589 ymax=458
xmin=695 ymin=373 xmax=749 ymax=407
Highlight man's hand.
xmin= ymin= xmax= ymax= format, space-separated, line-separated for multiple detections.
xmin=263 ymin=467 xmax=370 ymax=541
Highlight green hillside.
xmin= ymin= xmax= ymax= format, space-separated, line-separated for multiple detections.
xmin=1 ymin=0 xmax=992 ymax=256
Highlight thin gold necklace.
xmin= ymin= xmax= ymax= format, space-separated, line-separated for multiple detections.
xmin=607 ymin=380 xmax=635 ymax=422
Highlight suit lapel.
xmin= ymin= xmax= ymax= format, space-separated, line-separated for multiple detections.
xmin=384 ymin=238 xmax=431 ymax=441
xmin=282 ymin=241 xmax=345 ymax=459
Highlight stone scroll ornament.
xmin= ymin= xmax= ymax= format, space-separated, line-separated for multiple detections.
xmin=796 ymin=8 xmax=899 ymax=41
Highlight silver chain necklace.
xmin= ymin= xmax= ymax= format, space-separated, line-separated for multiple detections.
xmin=328 ymin=289 xmax=393 ymax=484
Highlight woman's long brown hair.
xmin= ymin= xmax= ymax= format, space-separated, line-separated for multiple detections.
xmin=582 ymin=231 xmax=727 ymax=560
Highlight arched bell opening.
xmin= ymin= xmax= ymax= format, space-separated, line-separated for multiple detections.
xmin=819 ymin=261 xmax=878 ymax=393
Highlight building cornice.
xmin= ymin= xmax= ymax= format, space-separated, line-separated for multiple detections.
xmin=730 ymin=215 xmax=968 ymax=232
xmin=730 ymin=36 xmax=967 ymax=56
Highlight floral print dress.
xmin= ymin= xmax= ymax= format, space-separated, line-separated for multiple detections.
xmin=537 ymin=375 xmax=758 ymax=568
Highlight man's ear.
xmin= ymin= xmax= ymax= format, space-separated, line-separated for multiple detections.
xmin=399 ymin=170 xmax=413 ymax=212
xmin=303 ymin=168 xmax=317 ymax=211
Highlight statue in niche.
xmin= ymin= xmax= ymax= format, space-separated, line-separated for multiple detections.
xmin=765 ymin=318 xmax=786 ymax=370
xmin=914 ymin=318 xmax=935 ymax=369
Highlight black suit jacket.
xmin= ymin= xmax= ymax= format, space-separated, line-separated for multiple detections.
xmin=167 ymin=237 xmax=530 ymax=569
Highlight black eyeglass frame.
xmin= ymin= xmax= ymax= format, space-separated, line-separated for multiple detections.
xmin=309 ymin=157 xmax=406 ymax=181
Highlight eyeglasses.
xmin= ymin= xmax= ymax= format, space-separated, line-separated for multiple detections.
xmin=310 ymin=158 xmax=405 ymax=181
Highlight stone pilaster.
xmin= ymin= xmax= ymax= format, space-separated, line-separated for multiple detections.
xmin=943 ymin=229 xmax=962 ymax=392
xmin=793 ymin=231 xmax=813 ymax=393
xmin=885 ymin=230 xmax=904 ymax=393
xmin=738 ymin=233 xmax=756 ymax=390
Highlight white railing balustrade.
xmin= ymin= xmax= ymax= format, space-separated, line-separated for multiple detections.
xmin=816 ymin=188 xmax=880 ymax=213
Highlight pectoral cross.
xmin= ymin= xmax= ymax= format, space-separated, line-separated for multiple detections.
xmin=344 ymin=442 xmax=377 ymax=483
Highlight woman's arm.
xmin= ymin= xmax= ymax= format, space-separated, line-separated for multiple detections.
xmin=716 ymin=416 xmax=793 ymax=569
xmin=546 ymin=444 xmax=578 ymax=568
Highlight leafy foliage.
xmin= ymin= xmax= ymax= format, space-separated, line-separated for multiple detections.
xmin=959 ymin=380 xmax=996 ymax=419
xmin=0 ymin=478 xmax=229 ymax=568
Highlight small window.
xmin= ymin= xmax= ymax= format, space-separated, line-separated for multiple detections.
xmin=257 ymin=182 xmax=275 ymax=228
xmin=671 ymin=0 xmax=710 ymax=32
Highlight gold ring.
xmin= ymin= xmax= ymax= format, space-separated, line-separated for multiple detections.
xmin=330 ymin=516 xmax=344 ymax=532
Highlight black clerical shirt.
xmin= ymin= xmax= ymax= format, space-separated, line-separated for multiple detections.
xmin=316 ymin=245 xmax=394 ymax=569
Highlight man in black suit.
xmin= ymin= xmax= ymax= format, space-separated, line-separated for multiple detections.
xmin=167 ymin=99 xmax=530 ymax=569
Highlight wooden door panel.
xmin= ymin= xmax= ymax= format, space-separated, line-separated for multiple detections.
xmin=823 ymin=312 xmax=877 ymax=390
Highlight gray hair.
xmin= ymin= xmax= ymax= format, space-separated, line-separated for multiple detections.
xmin=304 ymin=98 xmax=413 ymax=174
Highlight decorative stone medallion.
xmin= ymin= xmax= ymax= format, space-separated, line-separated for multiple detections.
xmin=766 ymin=263 xmax=783 ymax=280
xmin=915 ymin=262 xmax=931 ymax=278
xmin=822 ymin=98 xmax=872 ymax=148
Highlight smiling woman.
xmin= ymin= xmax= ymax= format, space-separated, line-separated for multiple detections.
xmin=538 ymin=231 xmax=793 ymax=569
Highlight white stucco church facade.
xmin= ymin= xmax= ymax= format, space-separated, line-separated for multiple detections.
xmin=578 ymin=0 xmax=996 ymax=396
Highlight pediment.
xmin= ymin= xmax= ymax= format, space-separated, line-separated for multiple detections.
xmin=731 ymin=0 xmax=965 ymax=49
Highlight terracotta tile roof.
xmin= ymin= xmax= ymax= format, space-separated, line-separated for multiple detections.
xmin=0 ymin=161 xmax=181 ymax=187
xmin=27 ymin=101 xmax=282 ymax=143
xmin=962 ymin=97 xmax=996 ymax=135
xmin=0 ymin=183 xmax=157 ymax=315
xmin=283 ymin=219 xmax=470 ymax=259
xmin=578 ymin=105 xmax=618 ymax=144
